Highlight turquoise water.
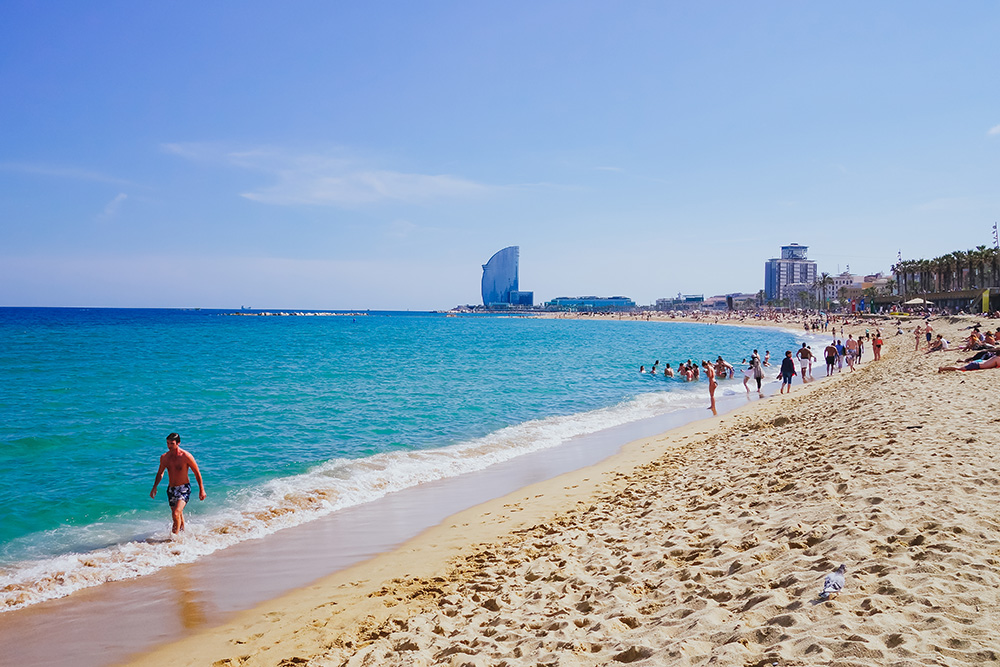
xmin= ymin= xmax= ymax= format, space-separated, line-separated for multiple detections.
xmin=0 ymin=308 xmax=803 ymax=610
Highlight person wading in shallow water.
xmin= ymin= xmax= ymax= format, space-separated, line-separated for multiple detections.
xmin=701 ymin=360 xmax=718 ymax=415
xmin=150 ymin=433 xmax=206 ymax=534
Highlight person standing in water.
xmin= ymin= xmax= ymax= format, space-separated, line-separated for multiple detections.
xmin=150 ymin=433 xmax=206 ymax=534
xmin=702 ymin=361 xmax=718 ymax=415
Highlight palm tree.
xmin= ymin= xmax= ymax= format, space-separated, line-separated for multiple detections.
xmin=940 ymin=253 xmax=957 ymax=291
xmin=953 ymin=250 xmax=969 ymax=290
xmin=974 ymin=245 xmax=990 ymax=289
xmin=819 ymin=272 xmax=833 ymax=310
xmin=893 ymin=259 xmax=916 ymax=296
xmin=931 ymin=254 xmax=947 ymax=292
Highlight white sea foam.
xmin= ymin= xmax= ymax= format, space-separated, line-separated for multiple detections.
xmin=0 ymin=388 xmax=702 ymax=612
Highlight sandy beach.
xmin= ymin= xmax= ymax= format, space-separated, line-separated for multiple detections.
xmin=131 ymin=316 xmax=1000 ymax=666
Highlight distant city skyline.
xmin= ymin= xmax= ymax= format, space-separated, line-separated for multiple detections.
xmin=2 ymin=3 xmax=998 ymax=309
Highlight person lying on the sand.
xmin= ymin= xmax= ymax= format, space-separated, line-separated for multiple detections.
xmin=938 ymin=355 xmax=1000 ymax=372
xmin=959 ymin=350 xmax=999 ymax=363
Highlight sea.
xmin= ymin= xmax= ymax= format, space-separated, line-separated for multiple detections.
xmin=0 ymin=308 xmax=807 ymax=612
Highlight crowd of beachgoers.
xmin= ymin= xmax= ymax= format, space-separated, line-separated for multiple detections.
xmin=553 ymin=304 xmax=1000 ymax=323
xmin=635 ymin=308 xmax=1000 ymax=383
xmin=638 ymin=314 xmax=899 ymax=400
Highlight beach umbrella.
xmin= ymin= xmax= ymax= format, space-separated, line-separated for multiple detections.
xmin=904 ymin=298 xmax=928 ymax=305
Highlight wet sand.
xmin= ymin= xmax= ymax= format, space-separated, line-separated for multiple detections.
xmin=133 ymin=316 xmax=1000 ymax=666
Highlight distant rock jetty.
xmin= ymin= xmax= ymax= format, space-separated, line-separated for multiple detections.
xmin=227 ymin=311 xmax=368 ymax=317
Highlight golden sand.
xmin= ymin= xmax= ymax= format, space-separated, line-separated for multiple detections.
xmin=134 ymin=316 xmax=1000 ymax=667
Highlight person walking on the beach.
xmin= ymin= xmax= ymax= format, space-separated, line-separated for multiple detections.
xmin=779 ymin=351 xmax=796 ymax=394
xmin=743 ymin=356 xmax=764 ymax=396
xmin=824 ymin=342 xmax=838 ymax=376
xmin=150 ymin=433 xmax=206 ymax=534
xmin=914 ymin=326 xmax=922 ymax=351
xmin=872 ymin=332 xmax=883 ymax=361
xmin=845 ymin=334 xmax=858 ymax=371
xmin=795 ymin=343 xmax=812 ymax=382
xmin=925 ymin=321 xmax=934 ymax=348
xmin=702 ymin=361 xmax=718 ymax=414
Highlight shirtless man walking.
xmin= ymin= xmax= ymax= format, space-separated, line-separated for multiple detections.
xmin=150 ymin=433 xmax=206 ymax=534
xmin=845 ymin=334 xmax=859 ymax=371
xmin=795 ymin=343 xmax=812 ymax=382
xmin=824 ymin=342 xmax=837 ymax=376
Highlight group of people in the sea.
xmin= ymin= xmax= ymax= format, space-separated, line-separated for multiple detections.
xmin=639 ymin=356 xmax=741 ymax=382
xmin=639 ymin=349 xmax=773 ymax=410
xmin=638 ymin=326 xmax=895 ymax=413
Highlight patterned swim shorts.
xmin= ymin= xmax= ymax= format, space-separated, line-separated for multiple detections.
xmin=167 ymin=483 xmax=191 ymax=507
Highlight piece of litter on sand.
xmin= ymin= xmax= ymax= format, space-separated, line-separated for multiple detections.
xmin=820 ymin=563 xmax=846 ymax=599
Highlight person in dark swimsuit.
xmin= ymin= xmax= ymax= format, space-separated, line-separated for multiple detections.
xmin=151 ymin=433 xmax=206 ymax=534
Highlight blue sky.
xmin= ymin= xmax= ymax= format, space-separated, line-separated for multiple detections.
xmin=2 ymin=2 xmax=998 ymax=309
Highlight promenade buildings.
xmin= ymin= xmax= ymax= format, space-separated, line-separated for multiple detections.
xmin=764 ymin=244 xmax=817 ymax=304
xmin=545 ymin=296 xmax=636 ymax=311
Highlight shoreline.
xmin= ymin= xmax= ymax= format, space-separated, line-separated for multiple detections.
xmin=9 ymin=314 xmax=990 ymax=666
xmin=0 ymin=320 xmax=813 ymax=666
xmin=133 ymin=314 xmax=1000 ymax=666
xmin=133 ymin=383 xmax=836 ymax=667
xmin=124 ymin=323 xmax=910 ymax=666
xmin=0 ymin=311 xmax=805 ymax=617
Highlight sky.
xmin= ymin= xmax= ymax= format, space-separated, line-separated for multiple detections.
xmin=1 ymin=2 xmax=998 ymax=310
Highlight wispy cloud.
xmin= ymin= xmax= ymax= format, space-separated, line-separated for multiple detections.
xmin=989 ymin=124 xmax=1000 ymax=136
xmin=385 ymin=219 xmax=418 ymax=239
xmin=163 ymin=143 xmax=491 ymax=206
xmin=0 ymin=162 xmax=132 ymax=186
xmin=915 ymin=196 xmax=974 ymax=212
xmin=243 ymin=170 xmax=488 ymax=206
xmin=98 ymin=193 xmax=127 ymax=221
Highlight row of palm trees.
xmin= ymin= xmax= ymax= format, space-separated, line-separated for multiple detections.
xmin=893 ymin=245 xmax=1000 ymax=296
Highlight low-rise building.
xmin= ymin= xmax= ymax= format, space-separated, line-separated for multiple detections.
xmin=655 ymin=294 xmax=704 ymax=311
xmin=545 ymin=296 xmax=636 ymax=311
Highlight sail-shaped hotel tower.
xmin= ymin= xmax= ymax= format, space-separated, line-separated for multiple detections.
xmin=481 ymin=246 xmax=533 ymax=307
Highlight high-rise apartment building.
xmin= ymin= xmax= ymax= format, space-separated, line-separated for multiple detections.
xmin=764 ymin=244 xmax=817 ymax=303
